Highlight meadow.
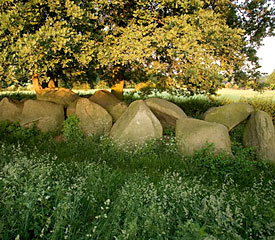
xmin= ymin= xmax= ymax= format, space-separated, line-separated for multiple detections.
xmin=215 ymin=89 xmax=275 ymax=102
xmin=0 ymin=90 xmax=275 ymax=240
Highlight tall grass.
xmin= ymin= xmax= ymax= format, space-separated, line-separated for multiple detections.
xmin=1 ymin=119 xmax=275 ymax=239
xmin=0 ymin=139 xmax=274 ymax=239
xmin=0 ymin=92 xmax=274 ymax=239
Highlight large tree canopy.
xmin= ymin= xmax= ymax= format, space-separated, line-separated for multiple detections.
xmin=0 ymin=0 xmax=274 ymax=94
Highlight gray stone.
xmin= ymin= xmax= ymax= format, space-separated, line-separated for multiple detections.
xmin=32 ymin=73 xmax=79 ymax=106
xmin=176 ymin=118 xmax=232 ymax=156
xmin=243 ymin=110 xmax=275 ymax=163
xmin=107 ymin=102 xmax=128 ymax=122
xmin=0 ymin=97 xmax=23 ymax=122
xmin=204 ymin=103 xmax=254 ymax=131
xmin=20 ymin=100 xmax=64 ymax=132
xmin=89 ymin=90 xmax=127 ymax=122
xmin=110 ymin=100 xmax=162 ymax=146
xmin=75 ymin=98 xmax=112 ymax=136
xmin=66 ymin=99 xmax=78 ymax=117
xmin=90 ymin=90 xmax=121 ymax=109
xmin=36 ymin=88 xmax=79 ymax=107
xmin=145 ymin=97 xmax=187 ymax=128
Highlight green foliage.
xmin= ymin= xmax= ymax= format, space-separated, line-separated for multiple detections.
xmin=0 ymin=121 xmax=43 ymax=144
xmin=0 ymin=138 xmax=274 ymax=239
xmin=0 ymin=0 xmax=98 ymax=87
xmin=97 ymin=0 xmax=245 ymax=95
xmin=169 ymin=96 xmax=222 ymax=119
xmin=266 ymin=70 xmax=275 ymax=84
xmin=0 ymin=91 xmax=275 ymax=239
xmin=238 ymin=96 xmax=275 ymax=124
xmin=1 ymin=0 xmax=274 ymax=93
xmin=62 ymin=115 xmax=83 ymax=143
xmin=226 ymin=0 xmax=275 ymax=89
xmin=265 ymin=70 xmax=275 ymax=89
xmin=0 ymin=92 xmax=36 ymax=102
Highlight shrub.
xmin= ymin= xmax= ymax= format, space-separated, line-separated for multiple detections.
xmin=0 ymin=121 xmax=43 ymax=143
xmin=238 ymin=97 xmax=275 ymax=124
xmin=0 ymin=92 xmax=36 ymax=101
xmin=165 ymin=96 xmax=222 ymax=119
xmin=62 ymin=115 xmax=84 ymax=143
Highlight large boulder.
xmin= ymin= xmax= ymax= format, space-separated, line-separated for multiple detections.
xmin=108 ymin=102 xmax=128 ymax=122
xmin=176 ymin=118 xmax=232 ymax=156
xmin=0 ymin=97 xmax=23 ymax=122
xmin=145 ymin=97 xmax=187 ymax=128
xmin=66 ymin=99 xmax=78 ymax=117
xmin=243 ymin=110 xmax=275 ymax=163
xmin=36 ymin=88 xmax=80 ymax=107
xmin=89 ymin=90 xmax=127 ymax=122
xmin=204 ymin=103 xmax=254 ymax=131
xmin=32 ymin=73 xmax=79 ymax=106
xmin=90 ymin=90 xmax=120 ymax=108
xmin=75 ymin=98 xmax=112 ymax=136
xmin=110 ymin=100 xmax=162 ymax=146
xmin=20 ymin=100 xmax=64 ymax=132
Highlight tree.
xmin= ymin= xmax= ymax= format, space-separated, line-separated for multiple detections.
xmin=0 ymin=0 xmax=274 ymax=95
xmin=0 ymin=0 xmax=98 ymax=88
xmin=95 ymin=0 xmax=246 ymax=95
xmin=222 ymin=0 xmax=275 ymax=87
xmin=265 ymin=70 xmax=275 ymax=89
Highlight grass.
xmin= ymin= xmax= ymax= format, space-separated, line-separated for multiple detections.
xmin=0 ymin=128 xmax=274 ymax=239
xmin=216 ymin=89 xmax=275 ymax=102
xmin=0 ymin=91 xmax=275 ymax=239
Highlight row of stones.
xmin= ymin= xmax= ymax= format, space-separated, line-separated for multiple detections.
xmin=0 ymin=90 xmax=274 ymax=162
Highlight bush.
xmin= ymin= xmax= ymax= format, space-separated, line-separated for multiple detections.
xmin=0 ymin=92 xmax=36 ymax=101
xmin=0 ymin=121 xmax=42 ymax=143
xmin=238 ymin=97 xmax=275 ymax=124
xmin=62 ymin=115 xmax=84 ymax=143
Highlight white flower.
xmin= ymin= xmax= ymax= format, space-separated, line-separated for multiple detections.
xmin=104 ymin=199 xmax=111 ymax=206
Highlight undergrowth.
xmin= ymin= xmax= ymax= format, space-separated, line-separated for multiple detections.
xmin=0 ymin=93 xmax=274 ymax=239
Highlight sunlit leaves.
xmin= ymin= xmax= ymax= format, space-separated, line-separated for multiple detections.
xmin=97 ymin=2 xmax=244 ymax=94
xmin=0 ymin=0 xmax=98 ymax=86
xmin=0 ymin=0 xmax=273 ymax=93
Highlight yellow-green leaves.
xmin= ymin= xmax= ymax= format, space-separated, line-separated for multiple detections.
xmin=0 ymin=0 xmax=271 ymax=93
xmin=96 ymin=2 xmax=244 ymax=94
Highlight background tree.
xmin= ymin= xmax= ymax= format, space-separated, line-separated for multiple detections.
xmin=0 ymin=0 xmax=99 ymax=88
xmin=221 ymin=0 xmax=275 ymax=87
xmin=264 ymin=70 xmax=275 ymax=89
xmin=0 ymin=0 xmax=274 ymax=95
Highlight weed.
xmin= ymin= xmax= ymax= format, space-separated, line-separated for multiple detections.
xmin=62 ymin=115 xmax=84 ymax=144
xmin=0 ymin=92 xmax=274 ymax=239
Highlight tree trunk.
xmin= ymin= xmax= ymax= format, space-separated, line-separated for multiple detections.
xmin=111 ymin=65 xmax=125 ymax=100
xmin=111 ymin=80 xmax=124 ymax=100
xmin=48 ymin=80 xmax=56 ymax=89
xmin=32 ymin=73 xmax=42 ymax=93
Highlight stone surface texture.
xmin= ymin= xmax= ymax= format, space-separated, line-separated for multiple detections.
xmin=90 ymin=90 xmax=120 ymax=108
xmin=176 ymin=118 xmax=232 ymax=156
xmin=75 ymin=98 xmax=112 ymax=136
xmin=36 ymin=88 xmax=79 ymax=106
xmin=90 ymin=90 xmax=127 ymax=122
xmin=243 ymin=110 xmax=275 ymax=163
xmin=145 ymin=97 xmax=187 ymax=128
xmin=66 ymin=99 xmax=78 ymax=117
xmin=32 ymin=73 xmax=79 ymax=106
xmin=110 ymin=100 xmax=162 ymax=146
xmin=0 ymin=97 xmax=23 ymax=122
xmin=204 ymin=103 xmax=254 ymax=131
xmin=108 ymin=102 xmax=128 ymax=122
xmin=20 ymin=100 xmax=64 ymax=132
